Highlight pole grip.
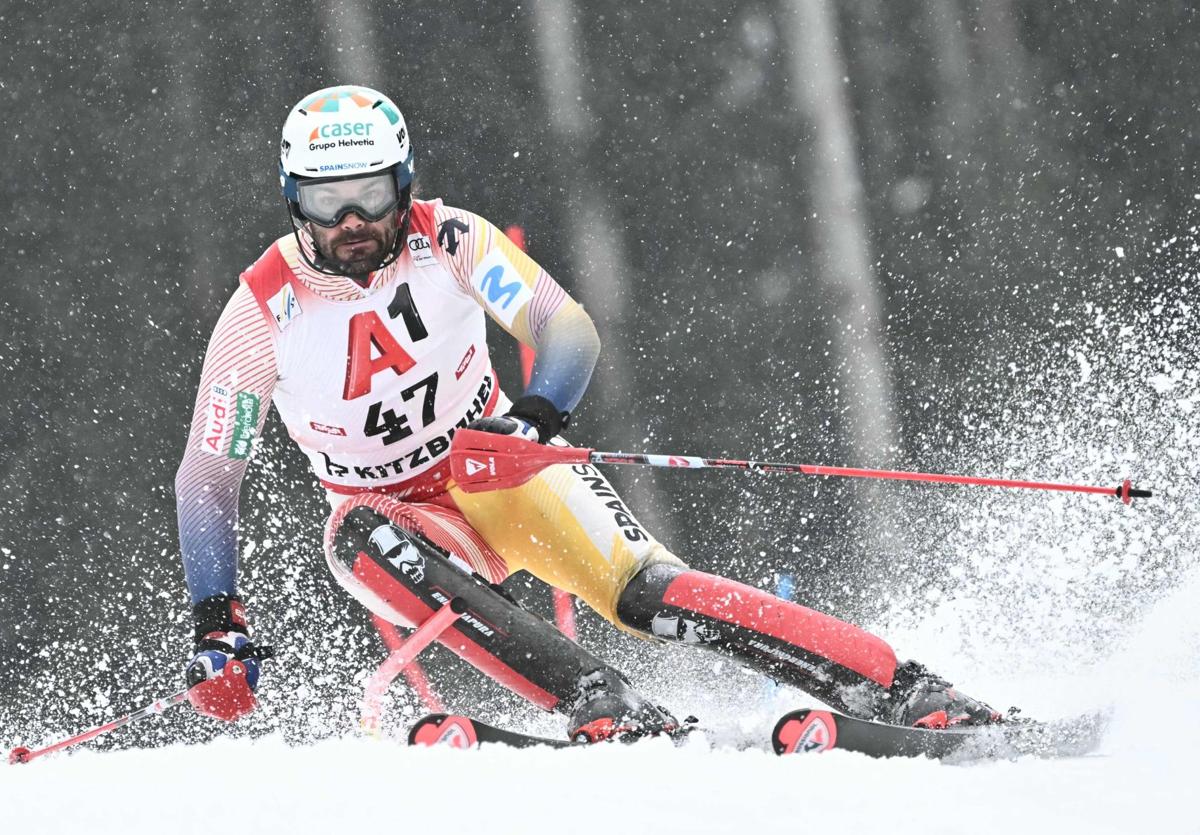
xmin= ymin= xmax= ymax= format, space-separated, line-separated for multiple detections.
xmin=1116 ymin=479 xmax=1151 ymax=504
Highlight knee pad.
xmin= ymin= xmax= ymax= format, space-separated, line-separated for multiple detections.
xmin=616 ymin=563 xmax=702 ymax=639
xmin=616 ymin=563 xmax=730 ymax=646
xmin=616 ymin=562 xmax=897 ymax=711
xmin=329 ymin=506 xmax=649 ymax=715
xmin=327 ymin=505 xmax=473 ymax=628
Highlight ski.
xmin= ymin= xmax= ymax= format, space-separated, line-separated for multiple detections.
xmin=410 ymin=708 xmax=1108 ymax=760
xmin=772 ymin=707 xmax=1108 ymax=761
xmin=408 ymin=713 xmax=580 ymax=749
xmin=407 ymin=713 xmax=706 ymax=750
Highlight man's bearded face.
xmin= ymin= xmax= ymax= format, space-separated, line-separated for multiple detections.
xmin=309 ymin=211 xmax=397 ymax=277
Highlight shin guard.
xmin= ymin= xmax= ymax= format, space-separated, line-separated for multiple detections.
xmin=616 ymin=564 xmax=898 ymax=718
xmin=331 ymin=506 xmax=645 ymax=716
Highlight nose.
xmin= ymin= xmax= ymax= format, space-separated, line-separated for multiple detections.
xmin=338 ymin=211 xmax=367 ymax=229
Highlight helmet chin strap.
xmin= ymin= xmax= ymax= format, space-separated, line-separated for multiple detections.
xmin=287 ymin=199 xmax=411 ymax=282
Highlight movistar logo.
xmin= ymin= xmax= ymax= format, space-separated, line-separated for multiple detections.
xmin=480 ymin=265 xmax=523 ymax=309
xmin=308 ymin=122 xmax=374 ymax=141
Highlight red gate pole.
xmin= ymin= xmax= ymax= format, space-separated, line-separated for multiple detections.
xmin=361 ymin=599 xmax=465 ymax=736
xmin=507 ymin=224 xmax=577 ymax=640
xmin=370 ymin=617 xmax=445 ymax=707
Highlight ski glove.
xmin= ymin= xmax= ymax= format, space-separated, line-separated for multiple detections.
xmin=468 ymin=394 xmax=568 ymax=445
xmin=185 ymin=594 xmax=271 ymax=722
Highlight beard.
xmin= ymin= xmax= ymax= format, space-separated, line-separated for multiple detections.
xmin=314 ymin=224 xmax=395 ymax=278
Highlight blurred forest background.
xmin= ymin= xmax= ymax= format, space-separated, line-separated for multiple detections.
xmin=1 ymin=0 xmax=1197 ymax=743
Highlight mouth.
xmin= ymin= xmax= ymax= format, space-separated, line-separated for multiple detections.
xmin=336 ymin=237 xmax=379 ymax=257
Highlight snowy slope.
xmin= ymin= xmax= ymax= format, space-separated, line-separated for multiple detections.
xmin=0 ymin=727 xmax=1188 ymax=835
xmin=4 ymin=572 xmax=1196 ymax=835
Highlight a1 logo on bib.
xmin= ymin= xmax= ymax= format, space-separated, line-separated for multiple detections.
xmin=407 ymin=234 xmax=437 ymax=268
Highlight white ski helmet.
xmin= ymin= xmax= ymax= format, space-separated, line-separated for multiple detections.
xmin=278 ymin=85 xmax=415 ymax=272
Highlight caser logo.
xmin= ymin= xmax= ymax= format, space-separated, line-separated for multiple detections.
xmin=308 ymin=122 xmax=375 ymax=141
xmin=464 ymin=457 xmax=495 ymax=476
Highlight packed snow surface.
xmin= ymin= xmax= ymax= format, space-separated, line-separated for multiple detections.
xmin=4 ymin=571 xmax=1196 ymax=835
xmin=0 ymin=727 xmax=1189 ymax=835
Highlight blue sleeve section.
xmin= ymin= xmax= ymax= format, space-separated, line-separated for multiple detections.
xmin=176 ymin=464 xmax=245 ymax=604
xmin=522 ymin=306 xmax=600 ymax=414
xmin=173 ymin=282 xmax=276 ymax=608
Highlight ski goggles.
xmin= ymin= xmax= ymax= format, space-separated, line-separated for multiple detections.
xmin=296 ymin=171 xmax=400 ymax=227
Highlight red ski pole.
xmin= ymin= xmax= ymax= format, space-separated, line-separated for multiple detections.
xmin=8 ymin=689 xmax=189 ymax=765
xmin=449 ymin=429 xmax=1152 ymax=504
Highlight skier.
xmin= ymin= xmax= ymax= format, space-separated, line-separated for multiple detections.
xmin=177 ymin=85 xmax=1002 ymax=741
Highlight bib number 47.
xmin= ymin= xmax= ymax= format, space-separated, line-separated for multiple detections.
xmin=363 ymin=373 xmax=439 ymax=445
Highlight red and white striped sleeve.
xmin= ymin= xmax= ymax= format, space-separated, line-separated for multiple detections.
xmin=174 ymin=284 xmax=278 ymax=604
xmin=430 ymin=204 xmax=599 ymax=413
xmin=431 ymin=204 xmax=569 ymax=344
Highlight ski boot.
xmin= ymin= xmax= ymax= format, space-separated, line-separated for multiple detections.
xmin=883 ymin=660 xmax=1003 ymax=728
xmin=567 ymin=669 xmax=681 ymax=743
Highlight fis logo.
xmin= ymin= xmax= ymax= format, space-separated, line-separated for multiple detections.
xmin=267 ymin=283 xmax=302 ymax=331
